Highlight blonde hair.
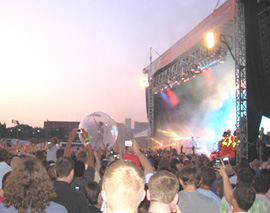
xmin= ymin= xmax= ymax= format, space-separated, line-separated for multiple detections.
xmin=148 ymin=171 xmax=179 ymax=204
xmin=102 ymin=160 xmax=145 ymax=212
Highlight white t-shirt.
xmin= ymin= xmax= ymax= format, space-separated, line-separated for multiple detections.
xmin=0 ymin=162 xmax=12 ymax=188
xmin=46 ymin=144 xmax=60 ymax=162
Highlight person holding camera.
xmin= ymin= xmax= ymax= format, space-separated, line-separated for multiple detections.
xmin=46 ymin=136 xmax=60 ymax=162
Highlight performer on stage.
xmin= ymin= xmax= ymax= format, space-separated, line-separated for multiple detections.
xmin=219 ymin=131 xmax=228 ymax=157
xmin=229 ymin=129 xmax=239 ymax=159
xmin=226 ymin=129 xmax=233 ymax=155
xmin=220 ymin=130 xmax=233 ymax=157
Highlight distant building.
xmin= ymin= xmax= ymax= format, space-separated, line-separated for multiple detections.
xmin=114 ymin=123 xmax=128 ymax=148
xmin=133 ymin=121 xmax=148 ymax=134
xmin=44 ymin=121 xmax=80 ymax=134
xmin=125 ymin=118 xmax=132 ymax=132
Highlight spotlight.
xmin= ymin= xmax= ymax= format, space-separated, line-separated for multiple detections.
xmin=206 ymin=32 xmax=215 ymax=48
xmin=142 ymin=78 xmax=149 ymax=88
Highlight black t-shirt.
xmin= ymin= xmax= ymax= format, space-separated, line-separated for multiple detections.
xmin=54 ymin=180 xmax=89 ymax=213
xmin=71 ymin=166 xmax=95 ymax=190
xmin=88 ymin=205 xmax=101 ymax=213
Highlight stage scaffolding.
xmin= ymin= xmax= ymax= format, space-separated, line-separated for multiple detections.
xmin=145 ymin=39 xmax=230 ymax=135
xmin=234 ymin=0 xmax=248 ymax=160
xmin=144 ymin=0 xmax=249 ymax=159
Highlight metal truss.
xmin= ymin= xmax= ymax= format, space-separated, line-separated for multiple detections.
xmin=146 ymin=36 xmax=232 ymax=136
xmin=146 ymin=84 xmax=155 ymax=136
xmin=234 ymin=0 xmax=248 ymax=160
xmin=151 ymin=42 xmax=229 ymax=93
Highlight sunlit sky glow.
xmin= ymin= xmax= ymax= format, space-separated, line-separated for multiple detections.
xmin=0 ymin=0 xmax=227 ymax=127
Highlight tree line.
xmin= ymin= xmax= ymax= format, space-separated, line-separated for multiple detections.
xmin=0 ymin=122 xmax=69 ymax=142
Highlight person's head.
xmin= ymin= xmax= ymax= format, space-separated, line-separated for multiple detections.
xmin=55 ymin=157 xmax=74 ymax=182
xmin=123 ymin=154 xmax=141 ymax=168
xmin=231 ymin=184 xmax=255 ymax=212
xmin=225 ymin=164 xmax=235 ymax=177
xmin=239 ymin=158 xmax=250 ymax=169
xmin=76 ymin=150 xmax=88 ymax=163
xmin=10 ymin=157 xmax=21 ymax=170
xmin=83 ymin=181 xmax=101 ymax=206
xmin=251 ymin=159 xmax=260 ymax=169
xmin=200 ymin=165 xmax=216 ymax=187
xmin=102 ymin=160 xmax=145 ymax=213
xmin=56 ymin=148 xmax=65 ymax=159
xmin=35 ymin=150 xmax=45 ymax=161
xmin=3 ymin=158 xmax=57 ymax=212
xmin=253 ymin=174 xmax=269 ymax=194
xmin=171 ymin=149 xmax=178 ymax=157
xmin=178 ymin=164 xmax=201 ymax=187
xmin=237 ymin=168 xmax=255 ymax=186
xmin=50 ymin=136 xmax=58 ymax=144
xmin=170 ymin=158 xmax=181 ymax=171
xmin=74 ymin=160 xmax=85 ymax=178
xmin=48 ymin=137 xmax=58 ymax=150
xmin=47 ymin=165 xmax=57 ymax=181
xmin=0 ymin=148 xmax=9 ymax=162
xmin=147 ymin=171 xmax=179 ymax=208
xmin=158 ymin=158 xmax=170 ymax=171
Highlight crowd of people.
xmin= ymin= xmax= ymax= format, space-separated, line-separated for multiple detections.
xmin=0 ymin=128 xmax=270 ymax=213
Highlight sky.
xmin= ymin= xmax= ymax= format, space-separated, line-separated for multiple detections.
xmin=0 ymin=0 xmax=227 ymax=128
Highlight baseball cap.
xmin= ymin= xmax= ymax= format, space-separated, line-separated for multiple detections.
xmin=123 ymin=154 xmax=141 ymax=167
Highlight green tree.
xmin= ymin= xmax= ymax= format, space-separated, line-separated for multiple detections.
xmin=0 ymin=123 xmax=8 ymax=138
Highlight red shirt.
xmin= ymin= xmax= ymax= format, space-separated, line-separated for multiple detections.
xmin=0 ymin=196 xmax=5 ymax=203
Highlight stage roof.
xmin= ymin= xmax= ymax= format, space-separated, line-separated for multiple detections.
xmin=144 ymin=0 xmax=236 ymax=77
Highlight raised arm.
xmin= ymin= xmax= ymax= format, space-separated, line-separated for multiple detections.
xmin=64 ymin=128 xmax=78 ymax=157
xmin=218 ymin=159 xmax=233 ymax=204
xmin=94 ymin=150 xmax=101 ymax=173
xmin=81 ymin=129 xmax=95 ymax=167
xmin=130 ymin=139 xmax=153 ymax=176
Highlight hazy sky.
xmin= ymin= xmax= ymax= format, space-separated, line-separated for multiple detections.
xmin=0 ymin=0 xmax=227 ymax=128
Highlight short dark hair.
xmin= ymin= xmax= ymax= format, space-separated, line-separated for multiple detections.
xmin=74 ymin=160 xmax=85 ymax=177
xmin=237 ymin=168 xmax=255 ymax=186
xmin=35 ymin=150 xmax=45 ymax=161
xmin=170 ymin=158 xmax=180 ymax=171
xmin=56 ymin=149 xmax=65 ymax=159
xmin=55 ymin=157 xmax=74 ymax=177
xmin=253 ymin=174 xmax=269 ymax=194
xmin=82 ymin=181 xmax=101 ymax=205
xmin=178 ymin=165 xmax=201 ymax=186
xmin=158 ymin=158 xmax=170 ymax=171
xmin=233 ymin=184 xmax=255 ymax=211
xmin=0 ymin=149 xmax=9 ymax=162
xmin=200 ymin=166 xmax=216 ymax=187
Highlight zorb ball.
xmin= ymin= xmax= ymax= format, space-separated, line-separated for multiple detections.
xmin=79 ymin=112 xmax=118 ymax=149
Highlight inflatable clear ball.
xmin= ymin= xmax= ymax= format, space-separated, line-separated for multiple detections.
xmin=79 ymin=112 xmax=118 ymax=149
